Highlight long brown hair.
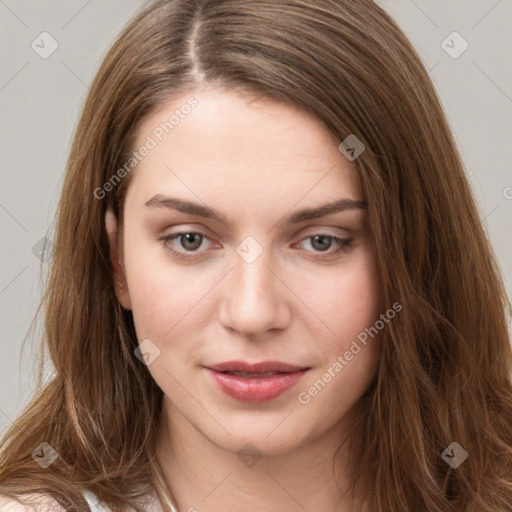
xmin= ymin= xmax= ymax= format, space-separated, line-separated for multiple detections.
xmin=1 ymin=1 xmax=511 ymax=510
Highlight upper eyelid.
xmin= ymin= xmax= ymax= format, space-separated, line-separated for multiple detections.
xmin=161 ymin=222 xmax=352 ymax=236
xmin=162 ymin=226 xmax=350 ymax=240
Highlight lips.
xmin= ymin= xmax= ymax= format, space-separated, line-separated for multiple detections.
xmin=206 ymin=360 xmax=307 ymax=374
xmin=204 ymin=360 xmax=310 ymax=402
xmin=223 ymin=370 xmax=278 ymax=378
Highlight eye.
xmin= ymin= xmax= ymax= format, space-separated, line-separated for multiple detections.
xmin=297 ymin=234 xmax=353 ymax=258
xmin=160 ymin=231 xmax=213 ymax=255
xmin=159 ymin=231 xmax=353 ymax=260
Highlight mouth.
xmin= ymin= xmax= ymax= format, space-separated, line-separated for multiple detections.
xmin=204 ymin=360 xmax=310 ymax=402
xmin=206 ymin=360 xmax=308 ymax=374
xmin=220 ymin=370 xmax=284 ymax=378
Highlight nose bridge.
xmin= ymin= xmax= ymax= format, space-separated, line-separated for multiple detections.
xmin=218 ymin=236 xmax=289 ymax=336
xmin=234 ymin=247 xmax=273 ymax=301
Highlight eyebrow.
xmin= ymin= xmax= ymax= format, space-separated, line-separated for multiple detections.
xmin=144 ymin=194 xmax=367 ymax=224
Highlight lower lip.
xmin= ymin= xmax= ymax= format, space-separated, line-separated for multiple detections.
xmin=206 ymin=368 xmax=309 ymax=402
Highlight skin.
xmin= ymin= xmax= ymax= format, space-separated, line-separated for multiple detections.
xmin=106 ymin=87 xmax=383 ymax=511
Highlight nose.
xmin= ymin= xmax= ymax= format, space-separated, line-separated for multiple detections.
xmin=218 ymin=246 xmax=291 ymax=339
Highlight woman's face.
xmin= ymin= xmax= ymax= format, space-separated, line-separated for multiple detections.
xmin=109 ymin=87 xmax=384 ymax=455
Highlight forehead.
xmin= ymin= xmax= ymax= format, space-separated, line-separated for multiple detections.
xmin=125 ymin=87 xmax=362 ymax=211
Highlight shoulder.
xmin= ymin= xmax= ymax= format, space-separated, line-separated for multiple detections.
xmin=0 ymin=494 xmax=67 ymax=512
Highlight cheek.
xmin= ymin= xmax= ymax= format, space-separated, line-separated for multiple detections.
xmin=296 ymin=251 xmax=382 ymax=341
xmin=314 ymin=259 xmax=383 ymax=393
xmin=337 ymin=259 xmax=382 ymax=328
xmin=123 ymin=237 xmax=216 ymax=338
xmin=298 ymin=256 xmax=383 ymax=414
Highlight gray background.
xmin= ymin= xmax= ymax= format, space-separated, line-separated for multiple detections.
xmin=1 ymin=0 xmax=511 ymax=436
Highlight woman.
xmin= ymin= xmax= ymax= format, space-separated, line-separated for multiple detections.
xmin=0 ymin=0 xmax=511 ymax=511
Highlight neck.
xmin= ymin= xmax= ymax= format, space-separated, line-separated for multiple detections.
xmin=155 ymin=396 xmax=374 ymax=512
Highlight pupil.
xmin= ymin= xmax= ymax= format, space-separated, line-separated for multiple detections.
xmin=312 ymin=235 xmax=331 ymax=251
xmin=182 ymin=233 xmax=202 ymax=250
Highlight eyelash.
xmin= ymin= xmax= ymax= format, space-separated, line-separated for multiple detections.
xmin=159 ymin=230 xmax=354 ymax=260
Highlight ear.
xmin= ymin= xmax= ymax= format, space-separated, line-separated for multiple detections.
xmin=105 ymin=206 xmax=132 ymax=310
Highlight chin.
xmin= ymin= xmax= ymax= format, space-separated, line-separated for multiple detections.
xmin=196 ymin=411 xmax=318 ymax=457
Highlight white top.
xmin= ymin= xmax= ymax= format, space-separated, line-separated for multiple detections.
xmin=82 ymin=490 xmax=178 ymax=512
xmin=82 ymin=491 xmax=108 ymax=512
xmin=0 ymin=491 xmax=179 ymax=512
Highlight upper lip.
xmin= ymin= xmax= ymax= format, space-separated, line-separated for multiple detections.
xmin=205 ymin=360 xmax=309 ymax=373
